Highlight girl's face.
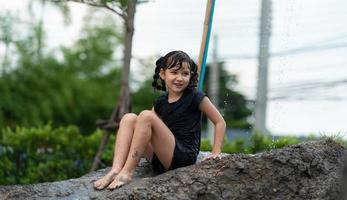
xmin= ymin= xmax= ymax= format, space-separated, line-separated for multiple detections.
xmin=160 ymin=62 xmax=191 ymax=95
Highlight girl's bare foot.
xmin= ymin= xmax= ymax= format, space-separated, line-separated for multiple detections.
xmin=107 ymin=173 xmax=132 ymax=190
xmin=94 ymin=169 xmax=119 ymax=190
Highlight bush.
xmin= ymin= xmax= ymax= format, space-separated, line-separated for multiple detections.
xmin=1 ymin=126 xmax=303 ymax=185
xmin=222 ymin=137 xmax=247 ymax=154
xmin=200 ymin=138 xmax=212 ymax=152
xmin=0 ymin=125 xmax=114 ymax=185
xmin=271 ymin=136 xmax=299 ymax=149
xmin=200 ymin=133 xmax=301 ymax=155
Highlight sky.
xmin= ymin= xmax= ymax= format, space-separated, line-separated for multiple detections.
xmin=1 ymin=0 xmax=347 ymax=137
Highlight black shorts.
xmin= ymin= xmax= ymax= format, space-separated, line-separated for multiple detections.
xmin=151 ymin=140 xmax=197 ymax=174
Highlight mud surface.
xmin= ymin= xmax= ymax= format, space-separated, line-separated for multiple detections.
xmin=0 ymin=139 xmax=345 ymax=200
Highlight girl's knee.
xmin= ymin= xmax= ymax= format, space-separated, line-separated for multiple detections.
xmin=137 ymin=110 xmax=155 ymax=122
xmin=120 ymin=113 xmax=137 ymax=125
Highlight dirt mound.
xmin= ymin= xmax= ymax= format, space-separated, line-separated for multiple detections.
xmin=0 ymin=139 xmax=345 ymax=200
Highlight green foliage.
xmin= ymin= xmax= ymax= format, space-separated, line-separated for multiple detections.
xmin=203 ymin=63 xmax=253 ymax=130
xmin=131 ymin=79 xmax=161 ymax=113
xmin=200 ymin=133 xmax=300 ymax=154
xmin=270 ymin=136 xmax=300 ymax=149
xmin=0 ymin=125 xmax=114 ymax=185
xmin=247 ymin=132 xmax=274 ymax=153
xmin=222 ymin=137 xmax=247 ymax=154
xmin=247 ymin=132 xmax=300 ymax=153
xmin=200 ymin=138 xmax=212 ymax=152
xmin=0 ymin=11 xmax=122 ymax=134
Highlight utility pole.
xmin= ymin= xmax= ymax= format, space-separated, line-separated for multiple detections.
xmin=255 ymin=0 xmax=272 ymax=134
xmin=208 ymin=34 xmax=219 ymax=143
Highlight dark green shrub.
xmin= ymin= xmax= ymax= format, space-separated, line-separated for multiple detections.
xmin=200 ymin=132 xmax=301 ymax=155
xmin=222 ymin=137 xmax=247 ymax=154
xmin=0 ymin=125 xmax=114 ymax=185
xmin=247 ymin=132 xmax=273 ymax=153
xmin=271 ymin=136 xmax=299 ymax=149
xmin=200 ymin=138 xmax=212 ymax=152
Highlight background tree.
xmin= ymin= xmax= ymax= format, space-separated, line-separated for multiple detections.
xmin=0 ymin=11 xmax=22 ymax=75
xmin=51 ymin=0 xmax=140 ymax=171
xmin=0 ymin=9 xmax=123 ymax=134
xmin=202 ymin=62 xmax=253 ymax=130
xmin=27 ymin=0 xmax=71 ymax=63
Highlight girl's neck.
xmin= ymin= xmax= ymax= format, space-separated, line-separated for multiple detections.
xmin=167 ymin=91 xmax=184 ymax=103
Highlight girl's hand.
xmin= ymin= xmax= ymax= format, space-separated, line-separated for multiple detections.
xmin=203 ymin=153 xmax=222 ymax=161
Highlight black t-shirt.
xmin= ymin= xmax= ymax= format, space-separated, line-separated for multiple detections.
xmin=154 ymin=88 xmax=206 ymax=155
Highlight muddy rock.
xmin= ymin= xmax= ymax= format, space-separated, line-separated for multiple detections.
xmin=0 ymin=139 xmax=345 ymax=200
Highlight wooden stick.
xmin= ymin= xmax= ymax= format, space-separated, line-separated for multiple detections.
xmin=197 ymin=0 xmax=215 ymax=91
xmin=197 ymin=0 xmax=213 ymax=74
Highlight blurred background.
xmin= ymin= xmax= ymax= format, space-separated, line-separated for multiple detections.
xmin=1 ymin=0 xmax=346 ymax=185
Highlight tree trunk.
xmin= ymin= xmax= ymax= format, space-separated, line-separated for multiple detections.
xmin=90 ymin=0 xmax=137 ymax=172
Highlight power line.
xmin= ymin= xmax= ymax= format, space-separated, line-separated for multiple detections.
xmin=232 ymin=78 xmax=347 ymax=101
xmin=270 ymin=95 xmax=347 ymax=101
xmin=219 ymin=41 xmax=347 ymax=60
xmin=270 ymin=78 xmax=347 ymax=92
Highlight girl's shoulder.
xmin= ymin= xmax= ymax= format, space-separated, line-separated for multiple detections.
xmin=154 ymin=93 xmax=167 ymax=105
xmin=185 ymin=88 xmax=206 ymax=108
xmin=190 ymin=88 xmax=206 ymax=99
xmin=153 ymin=93 xmax=168 ymax=114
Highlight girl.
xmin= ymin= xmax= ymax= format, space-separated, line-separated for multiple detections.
xmin=93 ymin=50 xmax=226 ymax=190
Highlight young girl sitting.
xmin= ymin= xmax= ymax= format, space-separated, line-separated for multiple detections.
xmin=94 ymin=50 xmax=226 ymax=190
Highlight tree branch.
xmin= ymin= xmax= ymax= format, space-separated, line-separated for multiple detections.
xmin=51 ymin=0 xmax=125 ymax=19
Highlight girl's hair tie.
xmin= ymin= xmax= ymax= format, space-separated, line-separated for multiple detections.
xmin=155 ymin=57 xmax=166 ymax=70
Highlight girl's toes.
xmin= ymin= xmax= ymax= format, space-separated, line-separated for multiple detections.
xmin=107 ymin=180 xmax=118 ymax=190
xmin=107 ymin=175 xmax=131 ymax=190
xmin=93 ymin=171 xmax=118 ymax=190
xmin=94 ymin=180 xmax=103 ymax=189
xmin=94 ymin=180 xmax=106 ymax=190
xmin=94 ymin=181 xmax=100 ymax=188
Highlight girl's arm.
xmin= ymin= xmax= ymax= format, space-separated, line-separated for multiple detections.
xmin=199 ymin=96 xmax=226 ymax=159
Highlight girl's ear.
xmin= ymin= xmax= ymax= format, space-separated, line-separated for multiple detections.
xmin=159 ymin=68 xmax=165 ymax=80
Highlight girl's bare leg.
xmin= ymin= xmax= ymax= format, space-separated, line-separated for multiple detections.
xmin=94 ymin=113 xmax=137 ymax=190
xmin=144 ymin=143 xmax=154 ymax=162
xmin=107 ymin=110 xmax=175 ymax=189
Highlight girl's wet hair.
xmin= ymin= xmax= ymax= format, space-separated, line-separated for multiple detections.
xmin=152 ymin=50 xmax=198 ymax=91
